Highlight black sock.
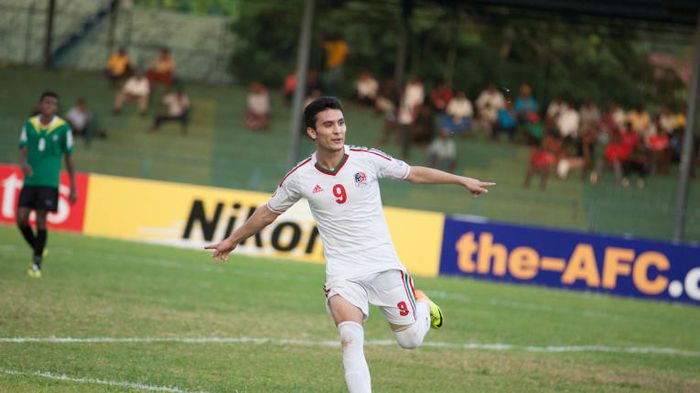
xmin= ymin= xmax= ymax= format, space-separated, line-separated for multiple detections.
xmin=19 ymin=225 xmax=36 ymax=249
xmin=34 ymin=229 xmax=47 ymax=262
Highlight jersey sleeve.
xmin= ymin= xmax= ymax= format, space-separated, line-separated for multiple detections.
xmin=18 ymin=124 xmax=28 ymax=148
xmin=266 ymin=176 xmax=301 ymax=214
xmin=62 ymin=125 xmax=74 ymax=154
xmin=363 ymin=148 xmax=411 ymax=180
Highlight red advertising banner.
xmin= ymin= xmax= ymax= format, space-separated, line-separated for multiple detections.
xmin=0 ymin=164 xmax=89 ymax=233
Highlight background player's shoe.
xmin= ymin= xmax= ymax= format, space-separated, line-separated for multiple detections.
xmin=27 ymin=264 xmax=42 ymax=278
xmin=42 ymin=249 xmax=48 ymax=259
xmin=414 ymin=289 xmax=444 ymax=329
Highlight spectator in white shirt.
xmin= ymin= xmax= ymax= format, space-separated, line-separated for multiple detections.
xmin=427 ymin=128 xmax=457 ymax=172
xmin=113 ymin=72 xmax=150 ymax=115
xmin=476 ymin=83 xmax=505 ymax=131
xmin=150 ymin=87 xmax=190 ymax=133
xmin=557 ymin=101 xmax=580 ymax=139
xmin=404 ymin=76 xmax=425 ymax=113
xmin=439 ymin=91 xmax=473 ymax=135
xmin=244 ymin=83 xmax=271 ymax=130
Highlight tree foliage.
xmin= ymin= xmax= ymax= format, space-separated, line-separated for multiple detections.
xmin=225 ymin=0 xmax=689 ymax=108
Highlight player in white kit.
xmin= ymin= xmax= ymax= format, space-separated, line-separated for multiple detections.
xmin=206 ymin=97 xmax=494 ymax=393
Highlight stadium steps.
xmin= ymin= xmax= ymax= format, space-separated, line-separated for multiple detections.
xmin=50 ymin=0 xmax=118 ymax=66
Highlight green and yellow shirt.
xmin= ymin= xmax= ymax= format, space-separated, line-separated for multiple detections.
xmin=18 ymin=115 xmax=74 ymax=187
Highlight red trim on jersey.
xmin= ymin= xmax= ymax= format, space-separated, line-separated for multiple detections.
xmin=265 ymin=202 xmax=283 ymax=214
xmin=279 ymin=157 xmax=312 ymax=186
xmin=401 ymin=271 xmax=417 ymax=321
xmin=350 ymin=148 xmax=392 ymax=161
xmin=314 ymin=153 xmax=348 ymax=176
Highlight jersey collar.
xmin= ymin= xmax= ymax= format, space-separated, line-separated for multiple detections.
xmin=30 ymin=115 xmax=62 ymax=133
xmin=313 ymin=148 xmax=349 ymax=176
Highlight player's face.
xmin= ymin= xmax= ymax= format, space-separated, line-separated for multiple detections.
xmin=308 ymin=109 xmax=346 ymax=152
xmin=39 ymin=96 xmax=59 ymax=117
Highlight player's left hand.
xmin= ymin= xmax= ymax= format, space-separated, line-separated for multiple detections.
xmin=461 ymin=177 xmax=496 ymax=196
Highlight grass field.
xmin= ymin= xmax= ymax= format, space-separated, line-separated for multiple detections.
xmin=1 ymin=224 xmax=699 ymax=393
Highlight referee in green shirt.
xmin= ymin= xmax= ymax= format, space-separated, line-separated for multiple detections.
xmin=17 ymin=91 xmax=77 ymax=278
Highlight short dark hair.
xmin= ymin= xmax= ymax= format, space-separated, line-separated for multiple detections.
xmin=39 ymin=91 xmax=59 ymax=102
xmin=304 ymin=96 xmax=343 ymax=129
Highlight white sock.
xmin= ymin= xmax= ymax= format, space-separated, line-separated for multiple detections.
xmin=393 ymin=301 xmax=431 ymax=349
xmin=338 ymin=321 xmax=371 ymax=393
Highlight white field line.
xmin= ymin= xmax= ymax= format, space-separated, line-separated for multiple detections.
xmin=1 ymin=336 xmax=698 ymax=357
xmin=0 ymin=368 xmax=213 ymax=393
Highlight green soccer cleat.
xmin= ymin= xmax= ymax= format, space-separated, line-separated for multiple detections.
xmin=27 ymin=264 xmax=42 ymax=278
xmin=414 ymin=289 xmax=444 ymax=329
xmin=428 ymin=301 xmax=443 ymax=329
xmin=42 ymin=249 xmax=48 ymax=259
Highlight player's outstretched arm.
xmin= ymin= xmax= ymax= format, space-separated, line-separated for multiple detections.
xmin=204 ymin=204 xmax=280 ymax=263
xmin=405 ymin=166 xmax=495 ymax=196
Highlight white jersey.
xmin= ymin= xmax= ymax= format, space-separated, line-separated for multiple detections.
xmin=267 ymin=145 xmax=411 ymax=282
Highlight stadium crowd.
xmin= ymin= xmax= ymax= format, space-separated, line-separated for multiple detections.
xmin=95 ymin=40 xmax=699 ymax=190
xmin=342 ymin=72 xmax=697 ymax=189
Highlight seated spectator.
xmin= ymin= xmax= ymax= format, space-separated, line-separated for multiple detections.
xmin=146 ymin=48 xmax=175 ymax=86
xmin=113 ymin=72 xmax=150 ymax=115
xmin=646 ymin=127 xmax=671 ymax=175
xmin=626 ymin=105 xmax=651 ymax=135
xmin=556 ymin=101 xmax=580 ymax=141
xmin=429 ymin=82 xmax=453 ymax=113
xmin=557 ymin=128 xmax=596 ymax=180
xmin=104 ymin=47 xmax=132 ymax=87
xmin=593 ymin=129 xmax=631 ymax=185
xmin=545 ymin=96 xmax=565 ymax=129
xmin=65 ymin=98 xmax=106 ymax=146
xmin=244 ymin=83 xmax=270 ymax=130
xmin=514 ymin=84 xmax=539 ymax=124
xmin=65 ymin=98 xmax=91 ymax=137
xmin=609 ymin=102 xmax=626 ymax=131
xmin=355 ymin=72 xmax=378 ymax=107
xmin=476 ymin=83 xmax=505 ymax=132
xmin=439 ymin=91 xmax=472 ymax=135
xmin=622 ymin=143 xmax=651 ymax=188
xmin=579 ymin=99 xmax=601 ymax=134
xmin=426 ymin=129 xmax=457 ymax=173
xmin=404 ymin=76 xmax=425 ymax=113
xmin=658 ymin=105 xmax=678 ymax=135
xmin=493 ymin=101 xmax=517 ymax=142
xmin=150 ymin=87 xmax=190 ymax=133
xmin=524 ymin=132 xmax=562 ymax=190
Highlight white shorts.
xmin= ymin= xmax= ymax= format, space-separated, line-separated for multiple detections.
xmin=324 ymin=269 xmax=418 ymax=326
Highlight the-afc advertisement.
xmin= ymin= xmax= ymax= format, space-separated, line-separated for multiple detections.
xmin=440 ymin=216 xmax=700 ymax=305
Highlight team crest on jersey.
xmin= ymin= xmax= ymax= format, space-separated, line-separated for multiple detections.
xmin=354 ymin=171 xmax=368 ymax=187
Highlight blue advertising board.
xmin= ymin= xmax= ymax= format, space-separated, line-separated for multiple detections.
xmin=439 ymin=216 xmax=700 ymax=305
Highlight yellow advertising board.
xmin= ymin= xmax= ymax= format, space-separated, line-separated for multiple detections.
xmin=83 ymin=174 xmax=442 ymax=276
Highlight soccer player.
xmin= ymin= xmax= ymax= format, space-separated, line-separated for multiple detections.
xmin=17 ymin=91 xmax=77 ymax=278
xmin=205 ymin=97 xmax=494 ymax=392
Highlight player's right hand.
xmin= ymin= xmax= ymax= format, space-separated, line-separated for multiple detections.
xmin=204 ymin=238 xmax=237 ymax=263
xmin=20 ymin=163 xmax=32 ymax=177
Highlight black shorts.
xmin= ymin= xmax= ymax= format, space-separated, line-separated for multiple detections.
xmin=18 ymin=186 xmax=59 ymax=212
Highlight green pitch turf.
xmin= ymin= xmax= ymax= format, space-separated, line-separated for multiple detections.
xmin=1 ymin=224 xmax=698 ymax=392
